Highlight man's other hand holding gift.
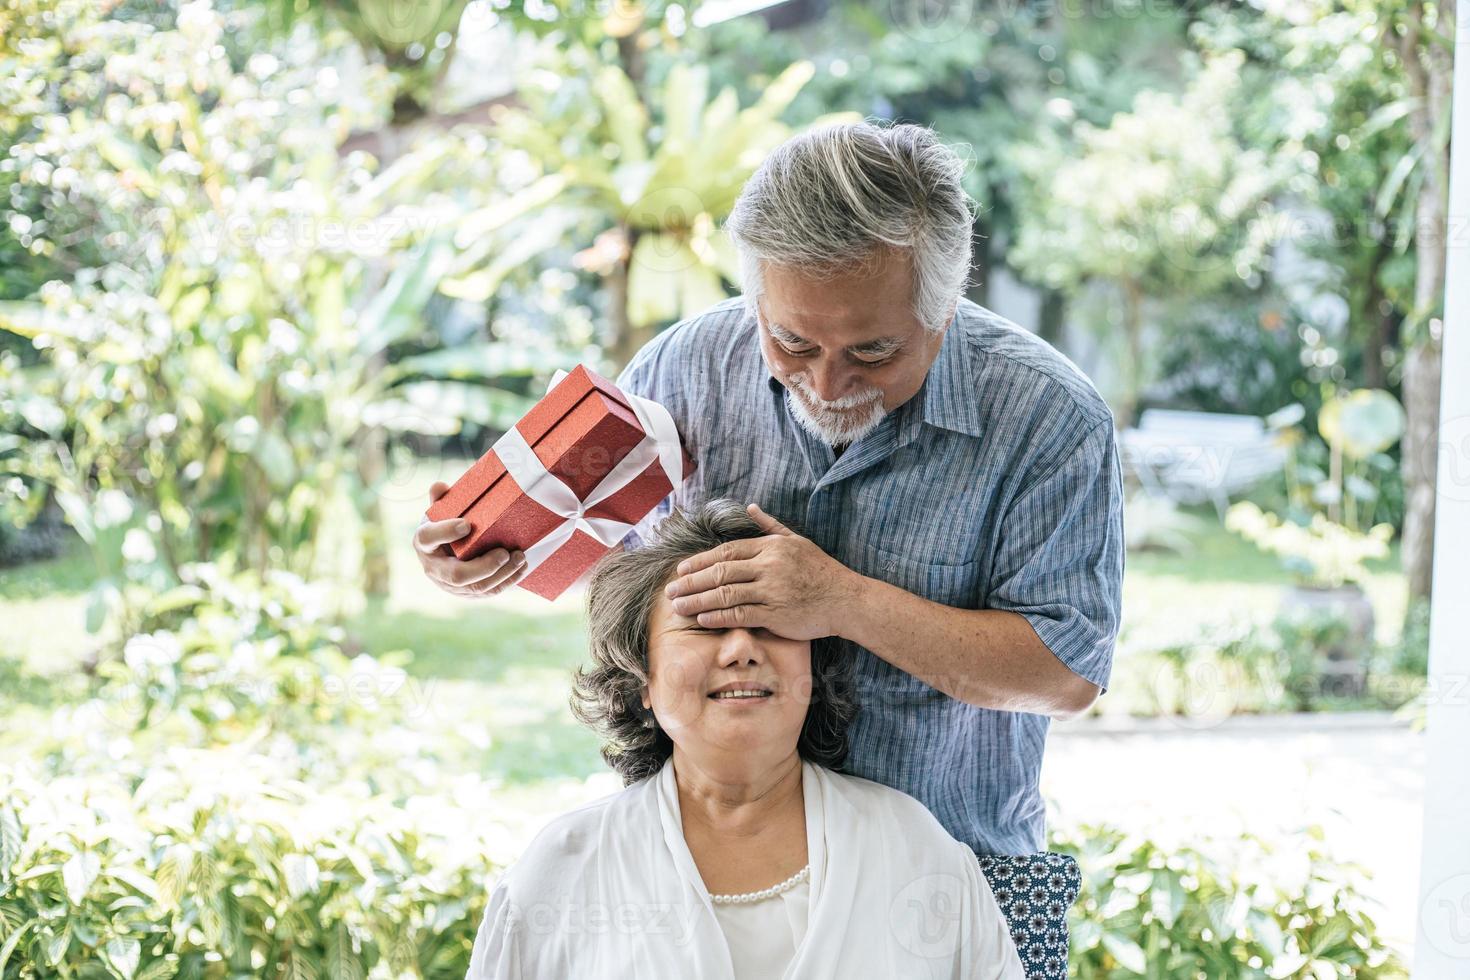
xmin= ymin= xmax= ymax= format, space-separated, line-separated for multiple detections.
xmin=415 ymin=481 xmax=530 ymax=598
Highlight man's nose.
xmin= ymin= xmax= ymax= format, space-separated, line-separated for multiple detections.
xmin=808 ymin=357 xmax=851 ymax=403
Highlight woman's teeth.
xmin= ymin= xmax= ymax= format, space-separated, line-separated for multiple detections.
xmin=710 ymin=691 xmax=771 ymax=699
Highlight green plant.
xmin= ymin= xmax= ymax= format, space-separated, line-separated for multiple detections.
xmin=84 ymin=560 xmax=392 ymax=745
xmin=1127 ymin=612 xmax=1421 ymax=720
xmin=0 ymin=749 xmax=501 ymax=980
xmin=1225 ymin=502 xmax=1392 ymax=590
xmin=1054 ymin=822 xmax=1406 ymax=978
xmin=0 ymin=350 xmax=55 ymax=565
xmin=1143 ymin=630 xmax=1259 ymax=719
xmin=0 ymin=557 xmax=507 ymax=979
xmin=1267 ymin=609 xmax=1358 ymax=711
xmin=1301 ymin=390 xmax=1404 ymax=531
xmin=1226 ymin=388 xmax=1401 ymax=588
xmin=1386 ymin=597 xmax=1431 ymax=676
xmin=1151 ymin=294 xmax=1317 ymax=422
xmin=1231 ymin=388 xmax=1402 ymax=590
xmin=481 ymin=43 xmax=857 ymax=365
xmin=1193 ymin=0 xmax=1452 ymax=608
xmin=1008 ymin=49 xmax=1285 ymax=427
xmin=0 ymin=2 xmax=574 ymax=629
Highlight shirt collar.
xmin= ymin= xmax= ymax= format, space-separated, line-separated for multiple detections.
xmin=918 ymin=314 xmax=983 ymax=437
xmin=762 ymin=315 xmax=982 ymax=438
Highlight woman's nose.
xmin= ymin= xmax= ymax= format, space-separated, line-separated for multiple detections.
xmin=717 ymin=627 xmax=765 ymax=663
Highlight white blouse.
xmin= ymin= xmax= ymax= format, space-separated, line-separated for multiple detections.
xmin=466 ymin=758 xmax=1025 ymax=979
xmin=709 ymin=874 xmax=811 ymax=980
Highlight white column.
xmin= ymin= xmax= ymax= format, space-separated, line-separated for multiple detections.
xmin=1413 ymin=5 xmax=1470 ymax=975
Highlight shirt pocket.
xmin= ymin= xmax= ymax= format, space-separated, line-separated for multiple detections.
xmin=856 ymin=540 xmax=982 ymax=609
xmin=849 ymin=479 xmax=986 ymax=569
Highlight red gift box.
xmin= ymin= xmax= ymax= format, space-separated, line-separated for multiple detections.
xmin=425 ymin=364 xmax=696 ymax=600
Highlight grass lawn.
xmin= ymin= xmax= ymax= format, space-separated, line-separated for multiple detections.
xmin=0 ymin=541 xmax=97 ymax=672
xmin=1122 ymin=510 xmax=1407 ymax=649
xmin=1 ymin=458 xmax=1413 ymax=786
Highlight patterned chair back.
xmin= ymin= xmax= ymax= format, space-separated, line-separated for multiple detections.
xmin=977 ymin=852 xmax=1082 ymax=980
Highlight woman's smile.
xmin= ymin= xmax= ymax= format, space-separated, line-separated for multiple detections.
xmin=708 ymin=690 xmax=775 ymax=704
xmin=707 ymin=680 xmax=777 ymax=705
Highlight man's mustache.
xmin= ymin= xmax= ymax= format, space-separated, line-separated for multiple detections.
xmin=788 ymin=375 xmax=883 ymax=411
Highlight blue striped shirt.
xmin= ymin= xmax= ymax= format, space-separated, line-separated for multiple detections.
xmin=616 ymin=295 xmax=1124 ymax=855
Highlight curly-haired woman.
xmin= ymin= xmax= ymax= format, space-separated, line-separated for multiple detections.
xmin=465 ymin=499 xmax=1023 ymax=980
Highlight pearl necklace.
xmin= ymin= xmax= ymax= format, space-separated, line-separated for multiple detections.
xmin=708 ymin=864 xmax=810 ymax=905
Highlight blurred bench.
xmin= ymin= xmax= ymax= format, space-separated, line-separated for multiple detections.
xmin=1119 ymin=409 xmax=1285 ymax=520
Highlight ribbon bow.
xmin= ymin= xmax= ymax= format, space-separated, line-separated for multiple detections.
xmin=490 ymin=369 xmax=686 ymax=574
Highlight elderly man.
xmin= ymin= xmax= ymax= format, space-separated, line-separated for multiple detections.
xmin=416 ymin=120 xmax=1123 ymax=977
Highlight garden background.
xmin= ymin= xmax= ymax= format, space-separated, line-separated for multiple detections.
xmin=0 ymin=0 xmax=1458 ymax=976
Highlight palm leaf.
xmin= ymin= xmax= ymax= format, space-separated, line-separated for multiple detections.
xmin=595 ymin=64 xmax=649 ymax=168
xmin=355 ymin=237 xmax=456 ymax=353
xmin=383 ymin=344 xmax=577 ymax=384
xmin=663 ymin=62 xmax=710 ymax=146
xmin=392 ymin=379 xmax=536 ymax=431
xmin=1374 ymin=142 xmax=1423 ymax=220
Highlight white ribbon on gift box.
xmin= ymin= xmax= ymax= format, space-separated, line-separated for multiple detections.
xmin=488 ymin=369 xmax=687 ymax=575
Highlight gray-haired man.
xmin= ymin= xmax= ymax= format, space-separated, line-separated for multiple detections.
xmin=416 ymin=120 xmax=1124 ymax=978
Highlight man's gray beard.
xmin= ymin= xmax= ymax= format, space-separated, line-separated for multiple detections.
xmin=785 ymin=385 xmax=887 ymax=448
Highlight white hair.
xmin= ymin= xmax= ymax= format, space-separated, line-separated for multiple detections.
xmin=724 ymin=119 xmax=978 ymax=334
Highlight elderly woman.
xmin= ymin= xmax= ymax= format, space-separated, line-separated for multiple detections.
xmin=465 ymin=499 xmax=1024 ymax=979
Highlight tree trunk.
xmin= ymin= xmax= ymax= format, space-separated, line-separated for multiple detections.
xmin=1115 ymin=278 xmax=1144 ymax=431
xmin=359 ymin=445 xmax=392 ymax=597
xmin=1358 ymin=238 xmax=1394 ymax=389
xmin=601 ymin=31 xmax=650 ymax=372
xmin=1397 ymin=0 xmax=1454 ymax=608
xmin=359 ymin=350 xmax=392 ymax=597
xmin=616 ymin=32 xmax=646 ymax=92
xmin=1402 ymin=339 xmax=1442 ymax=602
xmin=1037 ymin=287 xmax=1067 ymax=350
xmin=605 ymin=238 xmax=645 ymax=371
